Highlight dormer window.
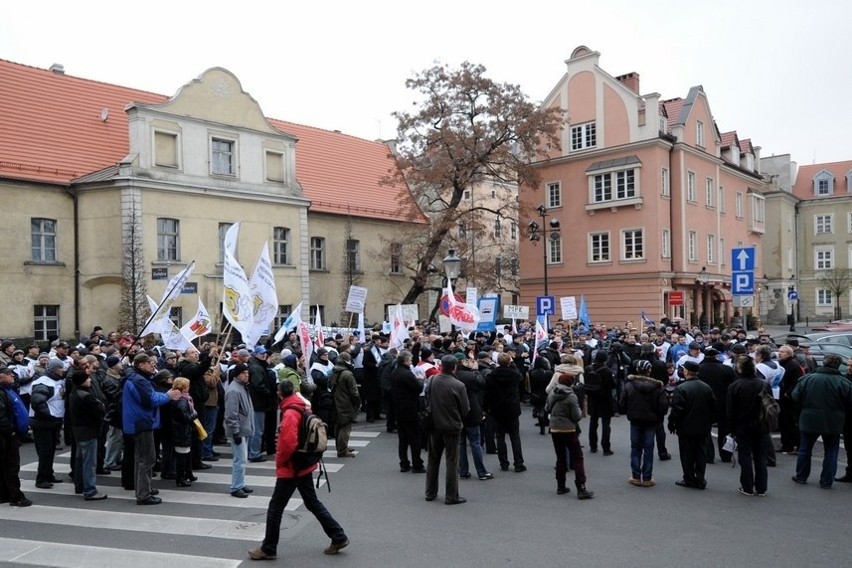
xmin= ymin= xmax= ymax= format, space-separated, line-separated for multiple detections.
xmin=814 ymin=170 xmax=835 ymax=197
xmin=847 ymin=170 xmax=852 ymax=193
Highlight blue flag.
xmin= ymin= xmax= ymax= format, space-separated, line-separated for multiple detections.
xmin=578 ymin=295 xmax=591 ymax=329
xmin=641 ymin=311 xmax=655 ymax=328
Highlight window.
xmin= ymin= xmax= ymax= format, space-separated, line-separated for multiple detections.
xmin=218 ymin=223 xmax=232 ymax=263
xmin=509 ymin=256 xmax=519 ymax=276
xmin=546 ymin=182 xmax=561 ymax=208
xmin=817 ymin=179 xmax=831 ymax=196
xmin=705 ymin=178 xmax=715 ymax=207
xmin=720 ymin=238 xmax=726 ymax=265
xmin=31 ymin=218 xmax=57 ymax=262
xmin=463 ymin=190 xmax=471 ymax=200
xmin=310 ymin=237 xmax=325 ymax=270
xmin=696 ymin=120 xmax=705 ymax=147
xmin=687 ymin=172 xmax=696 ymax=202
xmin=661 ymin=228 xmax=671 ymax=259
xmin=458 ymin=221 xmax=467 ymax=240
xmin=346 ymin=239 xmax=361 ymax=272
xmin=157 ymin=218 xmax=180 ymax=261
xmin=154 ymin=131 xmax=178 ymax=167
xmin=211 ymin=137 xmax=235 ymax=175
xmin=495 ymin=256 xmax=502 ymax=279
xmin=815 ymin=246 xmax=834 ymax=270
xmin=817 ymin=289 xmax=833 ymax=306
xmin=814 ymin=171 xmax=834 ymax=196
xmin=688 ymin=231 xmax=697 ymax=261
xmin=169 ymin=307 xmax=183 ymax=327
xmin=571 ymin=122 xmax=596 ymax=151
xmin=593 ymin=169 xmax=636 ymax=203
xmin=735 ymin=192 xmax=744 ymax=218
xmin=494 ymin=218 xmax=502 ymax=238
xmin=719 ymin=186 xmax=725 ymax=213
xmin=273 ymin=305 xmax=292 ymax=331
xmin=510 ymin=222 xmax=517 ymax=240
xmin=390 ymin=243 xmax=402 ymax=274
xmin=622 ymin=229 xmax=644 ymax=260
xmin=848 ymin=212 xmax=852 ymax=233
xmin=707 ymin=234 xmax=716 ymax=264
xmin=815 ymin=215 xmax=833 ymax=235
xmin=547 ymin=236 xmax=562 ymax=264
xmin=589 ymin=232 xmax=610 ymax=263
xmin=273 ymin=227 xmax=290 ymax=265
xmin=33 ymin=305 xmax=59 ymax=341
xmin=661 ymin=168 xmax=670 ymax=197
xmin=751 ymin=194 xmax=765 ymax=223
xmin=659 ymin=116 xmax=667 ymax=132
xmin=265 ymin=151 xmax=285 ymax=182
xmin=309 ymin=305 xmax=325 ymax=323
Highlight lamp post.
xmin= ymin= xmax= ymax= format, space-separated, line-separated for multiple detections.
xmin=696 ymin=266 xmax=709 ymax=328
xmin=788 ymin=274 xmax=797 ymax=332
xmin=527 ymin=204 xmax=561 ymax=296
xmin=442 ymin=249 xmax=461 ymax=336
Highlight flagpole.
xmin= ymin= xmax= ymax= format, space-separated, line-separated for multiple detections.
xmin=137 ymin=260 xmax=195 ymax=339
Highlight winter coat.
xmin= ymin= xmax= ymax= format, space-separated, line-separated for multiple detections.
xmin=223 ymin=379 xmax=255 ymax=439
xmin=546 ymin=363 xmax=585 ymax=393
xmin=122 ymin=368 xmax=171 ymax=435
xmin=726 ymin=375 xmax=766 ymax=436
xmin=456 ymin=367 xmax=486 ymax=427
xmin=171 ymin=395 xmax=198 ymax=448
xmin=101 ymin=370 xmax=123 ymax=429
xmin=697 ymin=358 xmax=735 ymax=425
xmin=176 ymin=354 xmax=212 ymax=408
xmin=545 ymin=384 xmax=582 ymax=433
xmin=528 ymin=363 xmax=552 ymax=407
xmin=69 ymin=386 xmax=105 ymax=441
xmin=390 ymin=363 xmax=423 ymax=421
xmin=792 ymin=366 xmax=852 ymax=435
xmin=248 ymin=357 xmax=276 ymax=412
xmin=310 ymin=372 xmax=336 ymax=430
xmin=29 ymin=375 xmax=65 ymax=427
xmin=275 ymin=394 xmax=319 ymax=479
xmin=484 ymin=365 xmax=522 ymax=421
xmin=428 ymin=372 xmax=470 ymax=434
xmin=668 ymin=378 xmax=715 ymax=436
xmin=330 ymin=361 xmax=361 ymax=424
xmin=619 ymin=374 xmax=668 ymax=425
xmin=586 ymin=363 xmax=615 ymax=418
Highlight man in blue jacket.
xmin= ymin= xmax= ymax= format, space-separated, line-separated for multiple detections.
xmin=123 ymin=353 xmax=179 ymax=505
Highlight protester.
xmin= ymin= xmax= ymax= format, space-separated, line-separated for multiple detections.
xmin=224 ymin=363 xmax=255 ymax=499
xmin=170 ymin=377 xmax=198 ymax=488
xmin=485 ymin=353 xmax=526 ymax=473
xmin=29 ymin=359 xmax=66 ymax=489
xmin=69 ymin=369 xmax=107 ymax=500
xmin=668 ymin=360 xmax=715 ymax=490
xmin=727 ymin=356 xmax=769 ymax=496
xmin=455 ymin=355 xmax=492 ymax=481
xmin=0 ymin=366 xmax=31 ymax=506
xmin=619 ymin=359 xmax=668 ymax=487
xmin=330 ymin=352 xmax=360 ymax=458
xmin=545 ymin=371 xmax=594 ymax=499
xmin=390 ymin=350 xmax=425 ymax=473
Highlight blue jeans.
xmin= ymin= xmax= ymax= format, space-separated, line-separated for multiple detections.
xmin=796 ymin=431 xmax=841 ymax=487
xmin=202 ymin=406 xmax=218 ymax=459
xmin=630 ymin=423 xmax=656 ymax=481
xmin=260 ymin=475 xmax=347 ymax=555
xmin=75 ymin=438 xmax=98 ymax=497
xmin=249 ymin=411 xmax=265 ymax=460
xmin=231 ymin=438 xmax=248 ymax=492
xmin=459 ymin=425 xmax=488 ymax=477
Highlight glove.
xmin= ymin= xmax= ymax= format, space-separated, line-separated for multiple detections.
xmin=233 ymin=436 xmax=242 ymax=446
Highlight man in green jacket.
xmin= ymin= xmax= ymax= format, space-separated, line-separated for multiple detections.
xmin=330 ymin=352 xmax=361 ymax=458
xmin=791 ymin=354 xmax=852 ymax=488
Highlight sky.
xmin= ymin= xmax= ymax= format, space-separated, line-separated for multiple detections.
xmin=3 ymin=0 xmax=851 ymax=165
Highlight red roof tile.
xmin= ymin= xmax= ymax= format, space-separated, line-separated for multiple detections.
xmin=0 ymin=59 xmax=425 ymax=223
xmin=660 ymin=98 xmax=684 ymax=131
xmin=739 ymin=138 xmax=753 ymax=155
xmin=792 ymin=160 xmax=852 ymax=200
xmin=720 ymin=131 xmax=738 ymax=149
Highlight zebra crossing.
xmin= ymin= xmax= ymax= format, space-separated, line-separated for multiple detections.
xmin=1 ymin=431 xmax=379 ymax=567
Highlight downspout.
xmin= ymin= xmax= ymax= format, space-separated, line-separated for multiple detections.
xmin=66 ymin=186 xmax=80 ymax=338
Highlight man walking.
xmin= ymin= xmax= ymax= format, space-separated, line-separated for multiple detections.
xmin=123 ymin=353 xmax=179 ymax=505
xmin=248 ymin=380 xmax=349 ymax=561
xmin=330 ymin=352 xmax=360 ymax=458
xmin=425 ymin=356 xmax=470 ymax=505
xmin=791 ymin=354 xmax=852 ymax=489
xmin=668 ymin=360 xmax=715 ymax=489
xmin=224 ymin=363 xmax=254 ymax=498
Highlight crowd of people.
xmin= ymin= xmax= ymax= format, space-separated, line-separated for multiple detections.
xmin=1 ymin=317 xmax=851 ymax=558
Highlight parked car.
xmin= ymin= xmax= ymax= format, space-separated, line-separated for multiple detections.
xmin=811 ymin=320 xmax=852 ymax=332
xmin=772 ymin=332 xmax=852 ymax=348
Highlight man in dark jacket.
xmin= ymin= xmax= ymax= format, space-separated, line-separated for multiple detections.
xmin=484 ymin=353 xmax=525 ymax=473
xmin=69 ymin=370 xmax=107 ymax=500
xmin=776 ymin=345 xmax=803 ymax=454
xmin=668 ymin=360 xmax=715 ymax=489
xmin=0 ymin=366 xmax=31 ymax=506
xmin=455 ymin=355 xmax=492 ymax=480
xmin=637 ymin=343 xmax=671 ymax=460
xmin=176 ymin=346 xmax=214 ymax=468
xmin=586 ymin=350 xmax=615 ymax=455
xmin=330 ymin=352 xmax=361 ymax=458
xmin=698 ymin=347 xmax=736 ymax=463
xmin=791 ymin=354 xmax=852 ymax=488
xmin=619 ymin=359 xmax=668 ymax=487
xmin=247 ymin=347 xmax=274 ymax=463
xmin=390 ymin=350 xmax=424 ymax=473
xmin=425 ymin=356 xmax=470 ymax=505
xmin=727 ymin=356 xmax=769 ymax=496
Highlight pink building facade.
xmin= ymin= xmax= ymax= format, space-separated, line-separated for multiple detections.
xmin=519 ymin=46 xmax=765 ymax=328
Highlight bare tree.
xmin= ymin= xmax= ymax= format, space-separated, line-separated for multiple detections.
xmin=385 ymin=61 xmax=563 ymax=305
xmin=118 ymin=196 xmax=150 ymax=333
xmin=339 ymin=213 xmax=362 ymax=325
xmin=817 ymin=268 xmax=852 ymax=320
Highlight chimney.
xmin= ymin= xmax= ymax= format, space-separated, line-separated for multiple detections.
xmin=49 ymin=63 xmax=65 ymax=75
xmin=616 ymin=72 xmax=640 ymax=94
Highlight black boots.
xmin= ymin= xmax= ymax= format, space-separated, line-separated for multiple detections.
xmin=556 ymin=479 xmax=570 ymax=495
xmin=575 ymin=481 xmax=595 ymax=500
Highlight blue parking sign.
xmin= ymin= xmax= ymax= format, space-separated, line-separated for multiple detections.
xmin=536 ymin=296 xmax=555 ymax=316
xmin=732 ymin=271 xmax=754 ymax=294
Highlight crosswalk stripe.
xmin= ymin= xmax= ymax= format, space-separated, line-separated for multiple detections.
xmin=21 ymin=457 xmax=345 ymax=476
xmin=0 ymin=505 xmax=266 ymax=541
xmin=0 ymin=537 xmax=243 ymax=568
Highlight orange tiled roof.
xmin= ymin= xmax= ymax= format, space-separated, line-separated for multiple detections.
xmin=0 ymin=59 xmax=425 ymax=223
xmin=739 ymin=138 xmax=753 ymax=155
xmin=720 ymin=131 xmax=738 ymax=149
xmin=660 ymin=98 xmax=684 ymax=131
xmin=792 ymin=160 xmax=852 ymax=200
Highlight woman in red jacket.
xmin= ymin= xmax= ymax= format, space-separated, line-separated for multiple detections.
xmin=248 ymin=380 xmax=350 ymax=561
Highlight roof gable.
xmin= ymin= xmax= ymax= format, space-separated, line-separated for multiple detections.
xmin=792 ymin=160 xmax=852 ymax=199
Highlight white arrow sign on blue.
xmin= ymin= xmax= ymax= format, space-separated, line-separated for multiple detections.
xmin=732 ymin=247 xmax=755 ymax=271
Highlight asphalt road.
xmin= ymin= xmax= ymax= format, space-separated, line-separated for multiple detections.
xmin=4 ymin=409 xmax=848 ymax=568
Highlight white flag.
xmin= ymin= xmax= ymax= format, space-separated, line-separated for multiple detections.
xmin=314 ymin=306 xmax=325 ymax=348
xmin=390 ymin=304 xmax=409 ymax=349
xmin=140 ymin=261 xmax=195 ymax=337
xmin=244 ymin=242 xmax=278 ymax=349
xmin=181 ymin=298 xmax=212 ymax=341
xmin=274 ymin=301 xmax=303 ymax=344
xmin=533 ymin=319 xmax=548 ymax=364
xmin=357 ymin=312 xmax=367 ymax=345
xmin=298 ymin=321 xmax=314 ymax=364
xmin=444 ymin=286 xmax=481 ymax=331
xmin=222 ymin=247 xmax=253 ymax=339
xmin=223 ymin=222 xmax=240 ymax=258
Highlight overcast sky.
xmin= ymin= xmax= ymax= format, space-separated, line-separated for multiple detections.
xmin=3 ymin=0 xmax=850 ymax=165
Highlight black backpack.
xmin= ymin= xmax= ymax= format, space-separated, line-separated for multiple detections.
xmin=757 ymin=388 xmax=780 ymax=434
xmin=285 ymin=406 xmax=331 ymax=491
xmin=584 ymin=365 xmax=602 ymax=393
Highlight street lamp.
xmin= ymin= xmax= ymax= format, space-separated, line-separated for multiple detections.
xmin=788 ymin=274 xmax=796 ymax=332
xmin=527 ymin=204 xmax=561 ymax=296
xmin=442 ymin=248 xmax=461 ymax=286
xmin=695 ymin=266 xmax=708 ymax=328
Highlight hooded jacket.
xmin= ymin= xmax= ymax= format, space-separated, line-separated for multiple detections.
xmin=546 ymin=363 xmax=585 ymax=394
xmin=545 ymin=384 xmax=582 ymax=433
xmin=619 ymin=374 xmax=668 ymax=425
xmin=330 ymin=361 xmax=360 ymax=423
xmin=122 ymin=368 xmax=171 ymax=435
xmin=276 ymin=393 xmax=319 ymax=479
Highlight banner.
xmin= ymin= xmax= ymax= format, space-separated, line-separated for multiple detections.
xmin=181 ymin=298 xmax=212 ymax=341
xmin=139 ymin=261 xmax=196 ymax=337
xmin=533 ymin=319 xmax=548 ymax=364
xmin=345 ymin=285 xmax=368 ymax=313
xmin=314 ymin=306 xmax=325 ymax=348
xmin=244 ymin=242 xmax=279 ymax=349
xmin=444 ymin=285 xmax=481 ymax=331
xmin=274 ymin=301 xmax=303 ymax=343
xmin=222 ymin=247 xmax=253 ymax=339
xmin=298 ymin=321 xmax=314 ymax=364
xmin=560 ymin=296 xmax=578 ymax=321
xmin=357 ymin=312 xmax=367 ymax=344
xmin=389 ymin=304 xmax=410 ymax=349
xmin=476 ymin=297 xmax=498 ymax=332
